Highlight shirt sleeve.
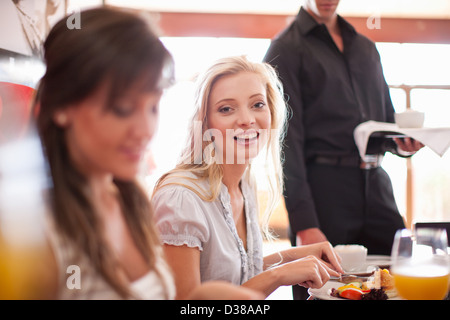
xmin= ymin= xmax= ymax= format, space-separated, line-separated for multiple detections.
xmin=152 ymin=185 xmax=210 ymax=251
xmin=264 ymin=39 xmax=321 ymax=234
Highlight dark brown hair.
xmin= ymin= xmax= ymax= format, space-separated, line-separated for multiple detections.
xmin=34 ymin=7 xmax=174 ymax=298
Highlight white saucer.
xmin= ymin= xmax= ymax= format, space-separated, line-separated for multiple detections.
xmin=343 ymin=255 xmax=392 ymax=275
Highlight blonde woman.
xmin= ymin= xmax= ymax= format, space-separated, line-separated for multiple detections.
xmin=152 ymin=56 xmax=344 ymax=299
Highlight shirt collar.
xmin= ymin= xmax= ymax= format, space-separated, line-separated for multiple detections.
xmin=296 ymin=6 xmax=357 ymax=37
xmin=218 ymin=177 xmax=250 ymax=206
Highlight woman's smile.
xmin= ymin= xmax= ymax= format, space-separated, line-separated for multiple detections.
xmin=119 ymin=145 xmax=148 ymax=162
xmin=233 ymin=129 xmax=260 ymax=146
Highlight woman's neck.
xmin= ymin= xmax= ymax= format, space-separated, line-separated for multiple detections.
xmin=88 ymin=174 xmax=119 ymax=215
xmin=221 ymin=163 xmax=247 ymax=193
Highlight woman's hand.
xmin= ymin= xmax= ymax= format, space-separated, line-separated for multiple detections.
xmin=271 ymin=255 xmax=340 ymax=289
xmin=268 ymin=241 xmax=344 ymax=275
xmin=299 ymin=241 xmax=344 ymax=275
xmin=249 ymin=241 xmax=344 ymax=296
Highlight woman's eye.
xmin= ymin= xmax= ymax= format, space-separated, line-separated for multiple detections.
xmin=150 ymin=105 xmax=159 ymax=115
xmin=111 ymin=105 xmax=133 ymax=117
xmin=253 ymin=102 xmax=266 ymax=109
xmin=219 ymin=106 xmax=232 ymax=113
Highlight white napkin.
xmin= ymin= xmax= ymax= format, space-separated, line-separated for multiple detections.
xmin=354 ymin=121 xmax=450 ymax=158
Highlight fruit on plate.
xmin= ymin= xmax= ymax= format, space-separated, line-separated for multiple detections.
xmin=363 ymin=269 xmax=398 ymax=298
xmin=331 ymin=280 xmax=389 ymax=300
xmin=331 ymin=282 xmax=370 ymax=300
xmin=339 ymin=287 xmax=367 ymax=300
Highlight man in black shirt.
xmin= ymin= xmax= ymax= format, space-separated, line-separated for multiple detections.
xmin=263 ymin=0 xmax=423 ymax=299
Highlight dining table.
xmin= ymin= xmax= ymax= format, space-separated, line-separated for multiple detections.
xmin=307 ymin=254 xmax=394 ymax=300
xmin=307 ymin=253 xmax=450 ymax=300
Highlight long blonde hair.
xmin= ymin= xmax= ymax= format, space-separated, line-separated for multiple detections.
xmin=153 ymin=55 xmax=288 ymax=239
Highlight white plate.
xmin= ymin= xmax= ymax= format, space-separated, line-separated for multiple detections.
xmin=308 ymin=281 xmax=345 ymax=300
xmin=308 ymin=280 xmax=401 ymax=300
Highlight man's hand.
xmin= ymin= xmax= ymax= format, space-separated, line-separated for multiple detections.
xmin=296 ymin=228 xmax=328 ymax=246
xmin=393 ymin=137 xmax=424 ymax=154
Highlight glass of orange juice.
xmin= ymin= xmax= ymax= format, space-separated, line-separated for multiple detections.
xmin=390 ymin=228 xmax=449 ymax=300
xmin=0 ymin=131 xmax=56 ymax=299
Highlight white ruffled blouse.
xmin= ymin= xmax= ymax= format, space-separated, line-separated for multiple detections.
xmin=152 ymin=171 xmax=264 ymax=285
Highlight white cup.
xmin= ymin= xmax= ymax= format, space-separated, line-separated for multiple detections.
xmin=394 ymin=110 xmax=425 ymax=128
xmin=334 ymin=244 xmax=368 ymax=273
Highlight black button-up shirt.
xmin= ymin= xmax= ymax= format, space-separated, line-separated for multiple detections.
xmin=263 ymin=7 xmax=397 ymax=232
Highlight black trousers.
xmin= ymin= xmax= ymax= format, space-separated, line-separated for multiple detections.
xmin=291 ymin=164 xmax=405 ymax=300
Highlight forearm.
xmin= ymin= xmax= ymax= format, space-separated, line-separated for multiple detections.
xmin=263 ymin=248 xmax=295 ymax=269
xmin=241 ymin=268 xmax=281 ymax=298
xmin=246 ymin=251 xmax=343 ymax=297
xmin=263 ymin=245 xmax=315 ymax=269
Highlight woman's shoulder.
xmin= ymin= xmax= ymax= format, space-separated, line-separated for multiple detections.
xmin=151 ymin=170 xmax=212 ymax=207
xmin=156 ymin=169 xmax=203 ymax=186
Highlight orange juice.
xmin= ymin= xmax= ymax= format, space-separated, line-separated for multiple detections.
xmin=0 ymin=238 xmax=56 ymax=300
xmin=392 ymin=266 xmax=449 ymax=300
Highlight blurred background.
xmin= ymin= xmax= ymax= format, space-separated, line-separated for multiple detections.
xmin=1 ymin=0 xmax=449 ymax=299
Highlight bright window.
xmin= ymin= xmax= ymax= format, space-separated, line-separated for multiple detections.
xmin=148 ymin=37 xmax=450 ymax=230
xmin=377 ymin=43 xmax=450 ymax=225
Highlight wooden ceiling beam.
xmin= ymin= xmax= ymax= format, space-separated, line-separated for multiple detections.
xmin=153 ymin=11 xmax=450 ymax=44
